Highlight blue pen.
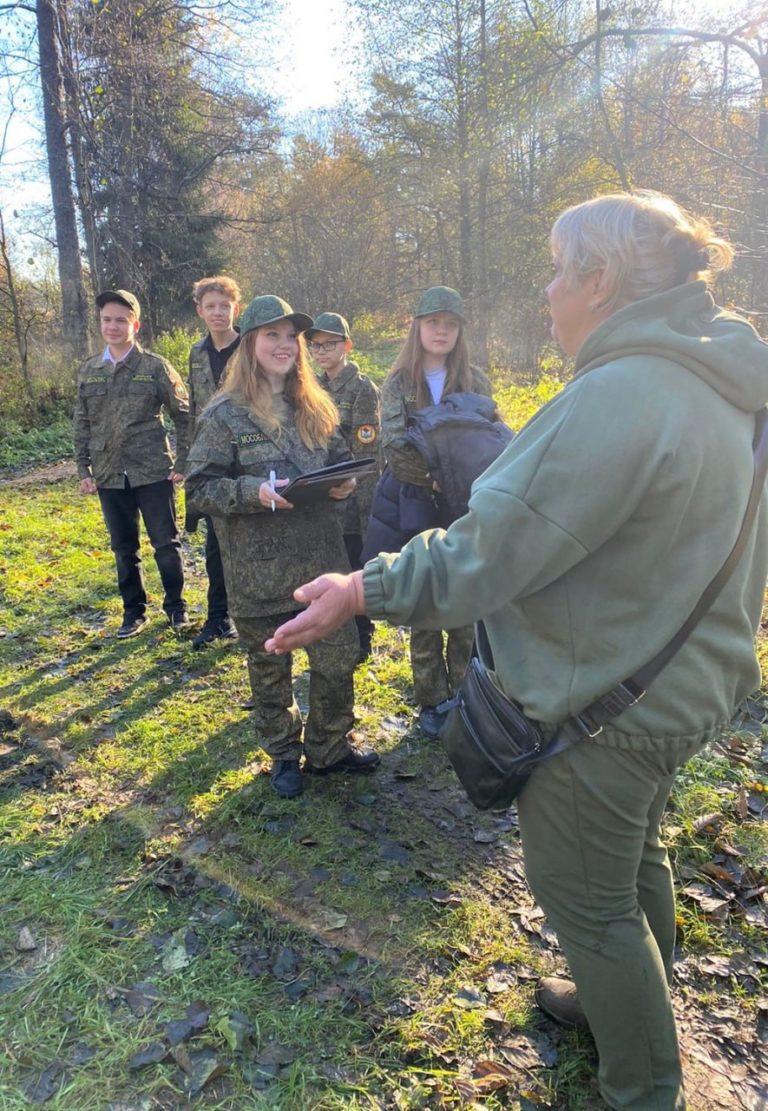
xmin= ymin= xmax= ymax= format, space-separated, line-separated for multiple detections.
xmin=269 ymin=470 xmax=276 ymax=512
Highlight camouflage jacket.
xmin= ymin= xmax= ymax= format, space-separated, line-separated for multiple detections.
xmin=73 ymin=344 xmax=190 ymax=489
xmin=185 ymin=396 xmax=353 ymax=617
xmin=188 ymin=334 xmax=239 ymax=437
xmin=381 ymin=365 xmax=492 ymax=485
xmin=319 ymin=361 xmax=381 ymax=535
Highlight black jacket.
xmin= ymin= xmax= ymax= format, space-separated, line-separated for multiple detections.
xmin=362 ymin=392 xmax=513 ymax=561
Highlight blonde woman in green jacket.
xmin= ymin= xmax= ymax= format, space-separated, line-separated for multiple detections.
xmin=265 ymin=192 xmax=768 ymax=1110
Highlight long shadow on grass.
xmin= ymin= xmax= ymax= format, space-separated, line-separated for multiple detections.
xmin=0 ymin=633 xmax=249 ymax=805
xmin=1 ymin=610 xmax=555 ymax=1107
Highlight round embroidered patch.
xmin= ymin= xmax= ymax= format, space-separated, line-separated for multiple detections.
xmin=356 ymin=424 xmax=377 ymax=444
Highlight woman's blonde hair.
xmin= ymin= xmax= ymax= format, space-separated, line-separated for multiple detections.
xmin=218 ymin=329 xmax=339 ymax=449
xmin=551 ymin=190 xmax=735 ymax=313
xmin=387 ymin=316 xmax=473 ymax=408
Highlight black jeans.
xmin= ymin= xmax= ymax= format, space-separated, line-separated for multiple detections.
xmin=98 ymin=479 xmax=185 ymax=618
xmin=203 ymin=515 xmax=229 ymax=621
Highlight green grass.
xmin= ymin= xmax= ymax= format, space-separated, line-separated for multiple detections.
xmin=0 ymin=381 xmax=766 ymax=1109
xmin=0 ymin=417 xmax=73 ymax=469
xmin=0 ymin=482 xmax=556 ymax=1109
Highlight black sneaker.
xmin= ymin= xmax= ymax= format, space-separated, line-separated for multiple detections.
xmin=270 ymin=759 xmax=303 ymax=798
xmin=168 ymin=610 xmax=190 ymax=631
xmin=418 ymin=706 xmax=444 ymax=738
xmin=192 ymin=617 xmax=238 ymax=650
xmin=304 ymin=745 xmax=381 ymax=776
xmin=116 ymin=615 xmax=148 ymax=639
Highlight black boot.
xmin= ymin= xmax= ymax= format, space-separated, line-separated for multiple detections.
xmin=270 ymin=759 xmax=303 ymax=798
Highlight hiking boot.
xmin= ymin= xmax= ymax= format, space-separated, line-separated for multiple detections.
xmin=116 ymin=615 xmax=148 ymax=639
xmin=418 ymin=706 xmax=444 ymax=738
xmin=304 ymin=744 xmax=380 ymax=776
xmin=270 ymin=759 xmax=303 ymax=798
xmin=534 ymin=977 xmax=589 ymax=1029
xmin=192 ymin=616 xmax=238 ymax=650
xmin=168 ymin=609 xmax=190 ymax=631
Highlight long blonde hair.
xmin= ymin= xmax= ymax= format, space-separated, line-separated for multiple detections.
xmin=219 ymin=329 xmax=339 ymax=449
xmin=551 ymin=190 xmax=734 ymax=314
xmin=387 ymin=316 xmax=473 ymax=409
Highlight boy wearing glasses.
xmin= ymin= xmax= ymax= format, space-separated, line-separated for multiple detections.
xmin=306 ymin=312 xmax=381 ymax=661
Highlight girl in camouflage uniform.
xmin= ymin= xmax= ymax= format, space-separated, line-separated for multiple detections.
xmin=185 ymin=295 xmax=379 ymax=798
xmin=379 ymin=286 xmax=492 ymax=738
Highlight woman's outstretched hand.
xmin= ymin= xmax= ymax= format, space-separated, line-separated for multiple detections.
xmin=265 ymin=571 xmax=365 ymax=653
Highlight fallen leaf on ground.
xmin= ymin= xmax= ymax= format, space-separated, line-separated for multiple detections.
xmin=217 ymin=1011 xmax=253 ymax=1053
xmin=128 ymin=1042 xmax=167 ymax=1070
xmin=16 ymin=926 xmax=37 ymax=951
xmin=693 ymin=813 xmax=724 ymax=836
xmin=24 ymin=1062 xmax=65 ymax=1105
xmin=471 ymin=1058 xmax=517 ymax=1092
xmin=455 ymin=986 xmax=486 ymax=1009
xmin=123 ymin=981 xmax=161 ymax=1018
xmin=161 ymin=929 xmax=197 ymax=972
xmin=182 ymin=1049 xmax=225 ymax=1095
xmin=483 ymin=1008 xmax=511 ymax=1033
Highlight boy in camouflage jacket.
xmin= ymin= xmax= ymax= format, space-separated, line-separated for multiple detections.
xmin=74 ymin=289 xmax=190 ymax=639
xmin=306 ymin=312 xmax=381 ymax=660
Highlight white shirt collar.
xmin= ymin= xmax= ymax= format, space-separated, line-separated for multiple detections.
xmin=102 ymin=343 xmax=134 ymax=364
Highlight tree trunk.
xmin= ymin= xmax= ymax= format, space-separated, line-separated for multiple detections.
xmin=454 ymin=0 xmax=473 ymax=298
xmin=474 ymin=0 xmax=490 ymax=367
xmin=36 ymin=0 xmax=90 ymax=362
xmin=751 ymin=55 xmax=768 ymax=310
xmin=0 ymin=207 xmax=33 ymax=398
xmin=57 ymin=3 xmax=101 ymax=310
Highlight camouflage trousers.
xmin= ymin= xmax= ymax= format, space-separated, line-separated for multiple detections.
xmin=235 ymin=612 xmax=358 ymax=767
xmin=409 ymin=625 xmax=474 ymax=708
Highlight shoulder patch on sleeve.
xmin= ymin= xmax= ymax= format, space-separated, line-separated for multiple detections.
xmin=356 ymin=424 xmax=377 ymax=445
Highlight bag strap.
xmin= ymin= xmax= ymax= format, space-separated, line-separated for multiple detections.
xmin=482 ymin=407 xmax=768 ymax=752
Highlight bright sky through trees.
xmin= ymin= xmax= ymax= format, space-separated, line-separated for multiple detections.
xmin=0 ymin=0 xmax=361 ymax=212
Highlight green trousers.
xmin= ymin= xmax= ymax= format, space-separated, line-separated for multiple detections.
xmin=410 ymin=624 xmax=474 ymax=707
xmin=235 ymin=613 xmax=359 ymax=768
xmin=517 ymin=736 xmax=705 ymax=1111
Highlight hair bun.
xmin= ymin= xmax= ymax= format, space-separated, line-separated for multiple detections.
xmin=671 ymin=238 xmax=709 ymax=283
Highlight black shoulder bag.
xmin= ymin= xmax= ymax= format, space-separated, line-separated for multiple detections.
xmin=439 ymin=409 xmax=768 ymax=811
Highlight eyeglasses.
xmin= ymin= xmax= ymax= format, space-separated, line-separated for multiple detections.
xmin=308 ymin=339 xmax=343 ymax=354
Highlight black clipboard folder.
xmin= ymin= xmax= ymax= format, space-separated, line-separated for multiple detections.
xmin=281 ymin=457 xmax=377 ymax=507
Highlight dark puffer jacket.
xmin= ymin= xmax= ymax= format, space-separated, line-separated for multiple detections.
xmin=361 ymin=392 xmax=513 ymax=561
xmin=406 ymin=393 xmax=513 ymax=520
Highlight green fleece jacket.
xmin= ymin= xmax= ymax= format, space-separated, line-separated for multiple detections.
xmin=363 ymin=282 xmax=768 ymax=748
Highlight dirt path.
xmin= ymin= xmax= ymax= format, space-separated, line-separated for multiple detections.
xmin=0 ymin=458 xmax=77 ymax=489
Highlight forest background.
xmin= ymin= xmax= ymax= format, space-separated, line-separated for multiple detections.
xmin=1 ymin=0 xmax=768 ymax=460
xmin=1 ymin=3 xmax=768 ymax=1107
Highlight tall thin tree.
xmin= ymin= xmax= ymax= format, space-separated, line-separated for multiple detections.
xmin=35 ymin=0 xmax=89 ymax=360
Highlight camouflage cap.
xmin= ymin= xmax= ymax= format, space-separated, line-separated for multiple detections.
xmin=414 ymin=286 xmax=465 ymax=321
xmin=96 ymin=289 xmax=141 ymax=319
xmin=239 ymin=294 xmax=313 ymax=338
xmin=305 ymin=311 xmax=351 ymax=340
